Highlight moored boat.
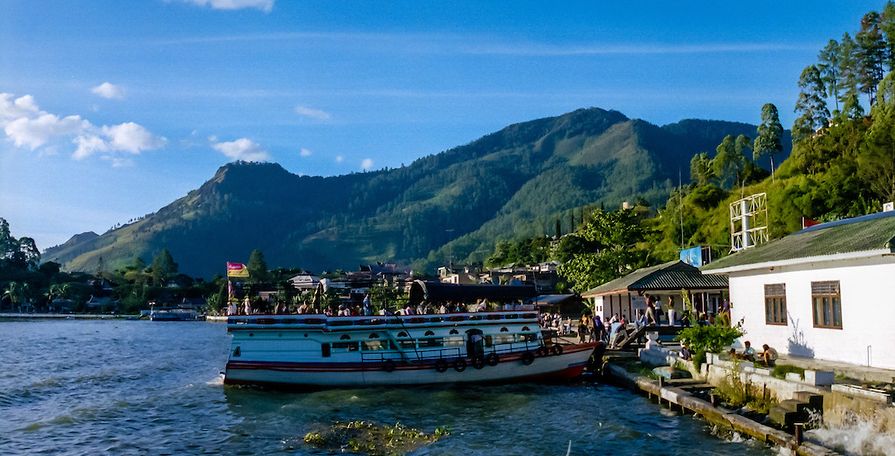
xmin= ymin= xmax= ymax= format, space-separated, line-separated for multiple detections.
xmin=223 ymin=311 xmax=597 ymax=387
xmin=149 ymin=305 xmax=204 ymax=321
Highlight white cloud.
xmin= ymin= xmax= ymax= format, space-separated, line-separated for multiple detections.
xmin=335 ymin=155 xmax=344 ymax=163
xmin=91 ymin=82 xmax=125 ymax=100
xmin=299 ymin=147 xmax=312 ymax=157
xmin=182 ymin=0 xmax=274 ymax=12
xmin=0 ymin=92 xmax=166 ymax=162
xmin=294 ymin=105 xmax=331 ymax=121
xmin=211 ymin=137 xmax=270 ymax=162
xmin=360 ymin=158 xmax=374 ymax=170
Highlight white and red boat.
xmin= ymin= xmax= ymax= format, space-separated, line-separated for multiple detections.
xmin=223 ymin=311 xmax=597 ymax=387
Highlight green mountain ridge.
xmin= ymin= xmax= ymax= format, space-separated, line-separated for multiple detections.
xmin=44 ymin=107 xmax=781 ymax=277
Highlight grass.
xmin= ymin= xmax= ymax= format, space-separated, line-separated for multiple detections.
xmin=713 ymin=358 xmax=777 ymax=414
xmin=770 ymin=364 xmax=805 ymax=380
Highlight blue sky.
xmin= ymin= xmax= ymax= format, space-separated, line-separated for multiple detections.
xmin=0 ymin=0 xmax=883 ymax=250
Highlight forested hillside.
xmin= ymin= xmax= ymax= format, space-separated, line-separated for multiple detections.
xmin=44 ymin=108 xmax=764 ymax=277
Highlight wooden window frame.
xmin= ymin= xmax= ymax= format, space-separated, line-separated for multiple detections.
xmin=764 ymin=283 xmax=787 ymax=325
xmin=811 ymin=281 xmax=842 ymax=330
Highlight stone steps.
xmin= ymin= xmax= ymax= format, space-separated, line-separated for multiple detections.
xmin=769 ymin=391 xmax=824 ymax=431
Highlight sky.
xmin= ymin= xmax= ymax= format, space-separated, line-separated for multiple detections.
xmin=0 ymin=0 xmax=884 ymax=250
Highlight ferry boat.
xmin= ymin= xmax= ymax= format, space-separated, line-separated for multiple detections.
xmin=223 ymin=311 xmax=598 ymax=387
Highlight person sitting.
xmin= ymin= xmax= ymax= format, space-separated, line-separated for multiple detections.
xmin=679 ymin=344 xmax=692 ymax=361
xmin=727 ymin=348 xmax=737 ymax=359
xmin=760 ymin=344 xmax=778 ymax=367
xmin=742 ymin=341 xmax=756 ymax=362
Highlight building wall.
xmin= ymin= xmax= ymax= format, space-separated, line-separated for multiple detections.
xmin=728 ymin=256 xmax=895 ymax=370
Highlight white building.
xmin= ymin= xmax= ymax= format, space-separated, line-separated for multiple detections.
xmin=703 ymin=211 xmax=895 ymax=370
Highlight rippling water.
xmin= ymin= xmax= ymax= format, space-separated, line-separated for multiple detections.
xmin=0 ymin=320 xmax=773 ymax=455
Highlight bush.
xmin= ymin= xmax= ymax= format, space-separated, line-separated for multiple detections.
xmin=771 ymin=364 xmax=805 ymax=380
xmin=676 ymin=319 xmax=744 ymax=368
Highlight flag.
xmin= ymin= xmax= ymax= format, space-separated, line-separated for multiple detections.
xmin=227 ymin=262 xmax=250 ymax=278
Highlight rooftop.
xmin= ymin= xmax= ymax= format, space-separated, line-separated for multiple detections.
xmin=702 ymin=210 xmax=895 ymax=273
xmin=582 ymin=260 xmax=728 ymax=298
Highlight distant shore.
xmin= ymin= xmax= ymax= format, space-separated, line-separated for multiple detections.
xmin=0 ymin=313 xmax=142 ymax=320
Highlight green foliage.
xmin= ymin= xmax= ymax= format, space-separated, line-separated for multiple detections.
xmin=247 ymin=249 xmax=269 ymax=283
xmin=303 ymin=421 xmax=448 ymax=456
xmin=793 ymin=65 xmax=830 ymax=143
xmin=150 ymin=248 xmax=178 ymax=286
xmin=753 ymin=103 xmax=784 ymax=173
xmin=714 ymin=358 xmax=778 ymax=414
xmin=485 ymin=236 xmax=552 ymax=268
xmin=556 ymin=208 xmax=652 ymax=292
xmin=676 ymin=321 xmax=745 ymax=368
xmin=0 ymin=218 xmax=41 ymax=272
xmin=689 ymin=152 xmax=715 ymax=186
xmin=771 ymin=364 xmax=806 ymax=380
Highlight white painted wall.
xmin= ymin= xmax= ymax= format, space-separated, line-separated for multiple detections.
xmin=728 ymin=255 xmax=895 ymax=370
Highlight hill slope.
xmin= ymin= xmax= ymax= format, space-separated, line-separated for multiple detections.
xmin=45 ymin=107 xmax=781 ymax=277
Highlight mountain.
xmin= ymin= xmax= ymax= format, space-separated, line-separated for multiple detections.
xmin=44 ymin=107 xmax=785 ymax=277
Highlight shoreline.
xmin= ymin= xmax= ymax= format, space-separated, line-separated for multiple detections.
xmin=0 ymin=313 xmax=142 ymax=320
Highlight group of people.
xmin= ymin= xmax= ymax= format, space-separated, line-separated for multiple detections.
xmin=226 ymin=294 xmax=523 ymax=318
xmin=728 ymin=341 xmax=778 ymax=366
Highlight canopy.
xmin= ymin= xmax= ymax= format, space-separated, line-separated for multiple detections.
xmin=408 ymin=280 xmax=538 ymax=306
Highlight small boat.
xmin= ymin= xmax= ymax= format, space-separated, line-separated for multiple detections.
xmin=223 ymin=311 xmax=597 ymax=387
xmin=149 ymin=305 xmax=205 ymax=321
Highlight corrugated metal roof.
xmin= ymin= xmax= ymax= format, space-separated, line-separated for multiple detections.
xmin=582 ymin=260 xmax=728 ymax=297
xmin=703 ymin=210 xmax=895 ymax=272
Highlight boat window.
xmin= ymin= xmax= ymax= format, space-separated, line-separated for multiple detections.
xmin=419 ymin=337 xmax=444 ymax=348
xmin=398 ymin=339 xmax=416 ymax=350
xmin=369 ymin=333 xmax=379 ymax=339
xmin=484 ymin=335 xmax=493 ymax=347
xmin=449 ymin=329 xmax=459 ymax=335
xmin=444 ymin=336 xmax=464 ymax=347
xmin=499 ymin=327 xmax=509 ymax=332
xmin=340 ymin=334 xmax=351 ymax=340
xmin=397 ymin=331 xmax=409 ymax=338
xmin=362 ymin=340 xmax=385 ymax=351
xmin=494 ymin=334 xmax=514 ymax=345
xmin=424 ymin=330 xmax=435 ymax=336
xmin=517 ymin=333 xmax=537 ymax=343
xmin=321 ymin=343 xmax=331 ymax=358
xmin=332 ymin=341 xmax=359 ymax=352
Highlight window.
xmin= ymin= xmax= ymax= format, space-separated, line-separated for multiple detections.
xmin=764 ymin=284 xmax=787 ymax=325
xmin=812 ymin=281 xmax=842 ymax=329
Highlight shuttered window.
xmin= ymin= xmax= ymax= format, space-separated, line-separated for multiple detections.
xmin=764 ymin=283 xmax=787 ymax=325
xmin=811 ymin=281 xmax=842 ymax=329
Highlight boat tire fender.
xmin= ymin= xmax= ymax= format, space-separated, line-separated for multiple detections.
xmin=521 ymin=351 xmax=535 ymax=365
xmin=453 ymin=359 xmax=467 ymax=372
xmin=552 ymin=345 xmax=564 ymax=356
xmin=383 ymin=360 xmax=396 ymax=373
xmin=486 ymin=353 xmax=499 ymax=366
xmin=472 ymin=357 xmax=485 ymax=370
xmin=536 ymin=346 xmax=548 ymax=357
xmin=435 ymin=359 xmax=449 ymax=373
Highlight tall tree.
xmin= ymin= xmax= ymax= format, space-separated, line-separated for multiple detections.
xmin=838 ymin=33 xmax=865 ymax=119
xmin=712 ymin=135 xmax=746 ymax=189
xmin=860 ymin=71 xmax=895 ymax=204
xmin=818 ymin=39 xmax=842 ymax=112
xmin=689 ymin=152 xmax=715 ymax=186
xmin=247 ymin=249 xmax=269 ymax=283
xmin=881 ymin=1 xmax=895 ymax=69
xmin=857 ymin=11 xmax=887 ymax=105
xmin=150 ymin=248 xmax=178 ymax=287
xmin=753 ymin=103 xmax=785 ymax=178
xmin=793 ymin=65 xmax=830 ymax=143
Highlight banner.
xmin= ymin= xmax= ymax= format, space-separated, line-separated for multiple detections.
xmin=679 ymin=246 xmax=703 ymax=267
xmin=227 ymin=262 xmax=250 ymax=278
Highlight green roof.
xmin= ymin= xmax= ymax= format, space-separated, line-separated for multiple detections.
xmin=703 ymin=211 xmax=895 ymax=272
xmin=582 ymin=260 xmax=728 ymax=297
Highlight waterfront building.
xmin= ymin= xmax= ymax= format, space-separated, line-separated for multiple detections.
xmin=702 ymin=210 xmax=895 ymax=370
xmin=581 ymin=260 xmax=728 ymax=323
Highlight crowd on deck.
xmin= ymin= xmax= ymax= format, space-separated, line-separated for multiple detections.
xmin=226 ymin=294 xmax=532 ymax=317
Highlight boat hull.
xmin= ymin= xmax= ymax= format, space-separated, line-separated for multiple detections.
xmin=224 ymin=343 xmax=596 ymax=387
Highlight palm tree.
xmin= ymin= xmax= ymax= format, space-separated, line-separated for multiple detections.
xmin=3 ymin=282 xmax=23 ymax=313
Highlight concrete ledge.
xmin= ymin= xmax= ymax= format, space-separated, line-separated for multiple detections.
xmin=831 ymin=384 xmax=893 ymax=404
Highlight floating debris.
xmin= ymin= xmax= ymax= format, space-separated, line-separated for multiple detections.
xmin=303 ymin=420 xmax=449 ymax=455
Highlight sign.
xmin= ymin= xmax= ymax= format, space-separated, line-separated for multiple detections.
xmin=679 ymin=246 xmax=703 ymax=267
xmin=227 ymin=262 xmax=250 ymax=278
xmin=884 ymin=202 xmax=894 ymax=212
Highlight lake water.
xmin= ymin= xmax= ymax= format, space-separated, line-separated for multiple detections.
xmin=0 ymin=320 xmax=774 ymax=455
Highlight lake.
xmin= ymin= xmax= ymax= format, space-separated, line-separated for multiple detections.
xmin=0 ymin=320 xmax=773 ymax=455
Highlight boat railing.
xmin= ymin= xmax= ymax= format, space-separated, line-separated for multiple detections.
xmin=360 ymin=347 xmax=464 ymax=364
xmin=227 ymin=311 xmax=539 ymax=329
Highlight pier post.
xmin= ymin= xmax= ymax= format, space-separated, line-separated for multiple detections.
xmin=709 ymin=393 xmax=718 ymax=407
xmin=793 ymin=423 xmax=804 ymax=445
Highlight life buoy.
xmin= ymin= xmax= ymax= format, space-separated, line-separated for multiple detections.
xmin=453 ymin=359 xmax=467 ymax=372
xmin=383 ymin=360 xmax=396 ymax=372
xmin=434 ymin=359 xmax=448 ymax=373
xmin=536 ymin=346 xmax=548 ymax=357
xmin=485 ymin=353 xmax=499 ymax=366
xmin=552 ymin=345 xmax=564 ymax=356
xmin=472 ymin=357 xmax=485 ymax=369
xmin=521 ymin=351 xmax=535 ymax=365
